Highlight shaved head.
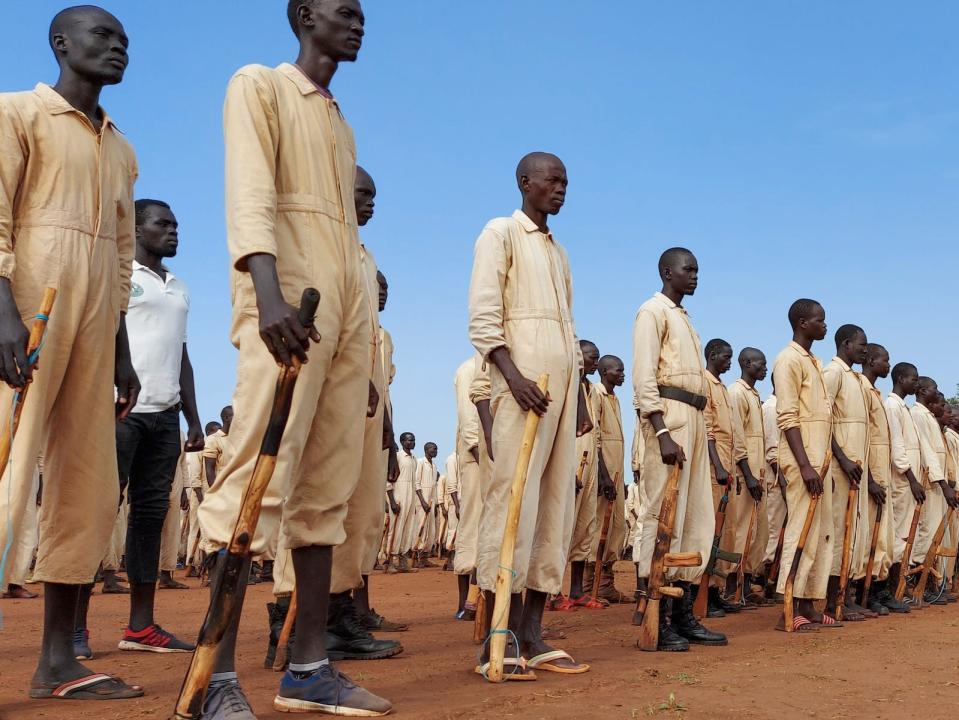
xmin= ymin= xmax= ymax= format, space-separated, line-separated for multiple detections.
xmin=788 ymin=298 xmax=823 ymax=330
xmin=598 ymin=355 xmax=623 ymax=372
xmin=738 ymin=347 xmax=764 ymax=364
xmin=356 ymin=165 xmax=373 ymax=187
xmin=918 ymin=376 xmax=938 ymax=393
xmin=49 ymin=5 xmax=119 ymax=52
xmin=515 ymin=152 xmax=563 ymax=188
xmin=658 ymin=247 xmax=694 ymax=279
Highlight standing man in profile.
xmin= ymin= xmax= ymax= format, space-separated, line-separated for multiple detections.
xmin=196 ymin=0 xmax=391 ymax=715
xmin=469 ymin=151 xmax=592 ymax=676
xmin=112 ymin=199 xmax=203 ymax=652
xmin=414 ymin=442 xmax=441 ymax=565
xmin=0 ymin=5 xmax=144 ymax=700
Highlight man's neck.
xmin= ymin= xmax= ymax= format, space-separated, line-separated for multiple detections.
xmin=741 ymin=373 xmax=757 ymax=389
xmin=707 ymin=366 xmax=722 ymax=379
xmin=792 ymin=332 xmax=813 ymax=352
xmin=660 ymin=285 xmax=683 ymax=307
xmin=863 ymin=369 xmax=879 ymax=386
xmin=519 ymin=201 xmax=548 ymax=233
xmin=892 ymin=384 xmax=907 ymax=399
xmin=601 ymin=378 xmax=617 ymax=394
xmin=293 ymin=46 xmax=338 ymax=92
xmin=52 ymin=71 xmax=103 ymax=126
xmin=136 ymin=247 xmax=166 ymax=278
xmin=837 ymin=353 xmax=856 ymax=368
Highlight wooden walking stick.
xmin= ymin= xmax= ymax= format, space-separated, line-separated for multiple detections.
xmin=635 ymin=463 xmax=702 ymax=652
xmin=376 ymin=512 xmax=391 ymax=567
xmin=591 ymin=472 xmax=619 ymax=599
xmin=783 ymin=452 xmax=831 ymax=633
xmin=487 ymin=373 xmax=548 ymax=684
xmin=693 ymin=475 xmax=741 ymax=618
xmin=734 ymin=500 xmax=759 ymax=605
xmin=574 ymin=450 xmax=589 ymax=492
xmin=913 ymin=507 xmax=955 ymax=606
xmin=0 ymin=288 xmax=57 ymax=470
xmin=860 ymin=502 xmax=883 ymax=606
xmin=895 ymin=500 xmax=923 ymax=602
xmin=767 ymin=518 xmax=786 ymax=589
xmin=174 ymin=288 xmax=320 ymax=720
xmin=835 ymin=485 xmax=859 ymax=621
xmin=473 ymin=587 xmax=488 ymax=645
xmin=271 ymin=590 xmax=297 ymax=671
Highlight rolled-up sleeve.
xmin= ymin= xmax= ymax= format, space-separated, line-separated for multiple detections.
xmin=730 ymin=393 xmax=748 ymax=463
xmin=414 ymin=460 xmax=425 ymax=492
xmin=763 ymin=402 xmax=779 ymax=465
xmin=469 ymin=357 xmax=491 ymax=404
xmin=885 ymin=401 xmax=912 ymax=475
xmin=633 ymin=307 xmax=664 ymax=418
xmin=455 ymin=363 xmax=480 ymax=451
xmin=224 ymin=70 xmax=280 ymax=270
xmin=0 ymin=100 xmax=25 ymax=281
xmin=775 ymin=355 xmax=802 ymax=432
xmin=468 ymin=224 xmax=511 ymax=360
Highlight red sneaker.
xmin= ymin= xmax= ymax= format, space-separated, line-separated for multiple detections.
xmin=118 ymin=624 xmax=194 ymax=653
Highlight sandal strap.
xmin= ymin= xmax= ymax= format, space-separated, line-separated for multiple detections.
xmin=53 ymin=673 xmax=114 ymax=697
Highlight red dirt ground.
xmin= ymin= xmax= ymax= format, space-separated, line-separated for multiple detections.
xmin=1 ymin=563 xmax=958 ymax=719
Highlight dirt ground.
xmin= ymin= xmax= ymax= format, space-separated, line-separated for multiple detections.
xmin=2 ymin=562 xmax=958 ymax=720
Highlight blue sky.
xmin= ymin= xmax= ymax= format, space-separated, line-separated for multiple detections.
xmin=3 ymin=2 xmax=958 ymax=476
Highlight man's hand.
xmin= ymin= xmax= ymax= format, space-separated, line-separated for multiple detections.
xmin=185 ymin=423 xmax=205 ymax=452
xmin=867 ymin=478 xmax=886 ymax=505
xmin=777 ymin=470 xmax=787 ymax=499
xmin=387 ymin=446 xmax=399 ymax=483
xmin=194 ymin=487 xmax=204 ymax=504
xmin=658 ymin=433 xmax=686 ymax=467
xmin=367 ymin=380 xmax=379 ymax=418
xmin=942 ymin=481 xmax=959 ymax=509
xmin=576 ymin=388 xmax=592 ymax=437
xmin=839 ymin=457 xmax=863 ymax=489
xmin=0 ymin=282 xmax=30 ymax=389
xmin=909 ymin=478 xmax=926 ymax=504
xmin=800 ymin=463 xmax=824 ymax=496
xmin=714 ymin=464 xmax=730 ymax=487
xmin=469 ymin=446 xmax=479 ymax=464
xmin=180 ymin=489 xmax=189 ymax=511
xmin=745 ymin=474 xmax=763 ymax=502
xmin=506 ymin=374 xmax=549 ymax=416
xmin=248 ymin=254 xmax=320 ymax=367
xmin=598 ymin=471 xmax=616 ymax=501
xmin=115 ymin=354 xmax=140 ymax=420
xmin=420 ymin=499 xmax=430 ymax=513
xmin=390 ymin=499 xmax=400 ymax=515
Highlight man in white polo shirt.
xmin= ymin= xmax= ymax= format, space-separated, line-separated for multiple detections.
xmin=113 ymin=199 xmax=204 ymax=651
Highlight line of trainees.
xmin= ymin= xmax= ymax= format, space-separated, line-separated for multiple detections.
xmin=0 ymin=2 xmax=956 ymax=719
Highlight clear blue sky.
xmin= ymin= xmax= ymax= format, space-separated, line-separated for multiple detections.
xmin=4 ymin=2 xmax=958 ymax=475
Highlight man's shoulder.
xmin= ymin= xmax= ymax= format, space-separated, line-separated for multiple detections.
xmin=480 ymin=215 xmax=518 ymax=238
xmin=0 ymin=88 xmax=43 ymax=115
xmin=230 ymin=63 xmax=280 ymax=85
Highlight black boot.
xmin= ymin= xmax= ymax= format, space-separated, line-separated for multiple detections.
xmin=264 ymin=595 xmax=294 ymax=669
xmin=875 ymin=579 xmax=909 ymax=614
xmin=260 ymin=560 xmax=274 ymax=582
xmin=656 ymin=598 xmax=689 ymax=652
xmin=326 ymin=592 xmax=404 ymax=661
xmin=708 ymin=585 xmax=740 ymax=616
xmin=673 ymin=582 xmax=728 ymax=646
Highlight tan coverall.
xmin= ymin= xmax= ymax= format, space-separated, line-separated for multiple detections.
xmin=198 ymin=64 xmax=370 ymax=558
xmin=942 ymin=428 xmax=959 ymax=579
xmin=727 ymin=378 xmax=769 ymax=576
xmin=591 ymin=383 xmax=626 ymax=564
xmin=0 ymin=84 xmax=136 ymax=585
xmin=633 ymin=292 xmax=713 ymax=583
xmin=885 ymin=393 xmax=922 ymax=564
xmin=773 ymin=342 xmax=833 ymax=600
xmin=458 ymin=356 xmax=493 ymax=576
xmin=414 ymin=457 xmax=439 ymax=552
xmin=452 ymin=356 xmax=481 ymax=574
xmin=823 ymin=358 xmax=871 ymax=580
xmin=568 ymin=381 xmax=600 ymax=562
xmin=103 ymin=500 xmax=128 ymax=573
xmin=629 ymin=421 xmax=649 ymax=563
xmin=330 ymin=243 xmax=389 ymax=593
xmin=911 ymin=403 xmax=947 ymax=562
xmin=762 ymin=394 xmax=787 ymax=563
xmin=444 ymin=454 xmax=459 ymax=549
xmin=469 ymin=210 xmax=581 ymax=594
xmin=706 ymin=370 xmax=748 ymax=585
xmin=390 ymin=451 xmax=418 ymax=556
xmin=859 ymin=378 xmax=895 ymax=581
xmin=184 ymin=451 xmax=204 ymax=566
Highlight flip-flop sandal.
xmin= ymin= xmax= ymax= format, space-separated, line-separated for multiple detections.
xmin=786 ymin=615 xmax=820 ymax=633
xmin=101 ymin=585 xmax=130 ymax=595
xmin=815 ymin=613 xmax=845 ymax=628
xmin=549 ymin=595 xmax=576 ymax=612
xmin=526 ymin=649 xmax=590 ymax=674
xmin=29 ymin=673 xmax=144 ymax=700
xmin=473 ymin=658 xmax=536 ymax=681
xmin=571 ymin=594 xmax=606 ymax=610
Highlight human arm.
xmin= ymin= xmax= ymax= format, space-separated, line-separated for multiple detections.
xmin=633 ymin=306 xmax=684 ymax=466
xmin=179 ymin=344 xmax=203 ymax=450
xmin=114 ymin=315 xmax=140 ymax=420
xmin=476 ymin=398 xmax=493 ymax=461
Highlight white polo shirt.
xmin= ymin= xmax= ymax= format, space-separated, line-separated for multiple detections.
xmin=127 ymin=260 xmax=190 ymax=413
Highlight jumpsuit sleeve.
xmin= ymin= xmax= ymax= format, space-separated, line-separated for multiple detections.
xmin=456 ymin=364 xmax=480 ymax=451
xmin=632 ymin=306 xmax=665 ymax=419
xmin=885 ymin=400 xmax=911 ymax=475
xmin=0 ymin=98 xmax=26 ymax=281
xmin=730 ymin=386 xmax=749 ymax=464
xmin=775 ymin=355 xmax=803 ymax=433
xmin=468 ymin=223 xmax=510 ymax=360
xmin=115 ymin=150 xmax=137 ymax=312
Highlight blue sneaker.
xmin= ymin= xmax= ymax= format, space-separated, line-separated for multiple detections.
xmin=273 ymin=664 xmax=391 ymax=716
xmin=73 ymin=628 xmax=93 ymax=660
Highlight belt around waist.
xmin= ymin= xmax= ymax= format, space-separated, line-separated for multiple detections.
xmin=658 ymin=385 xmax=707 ymax=411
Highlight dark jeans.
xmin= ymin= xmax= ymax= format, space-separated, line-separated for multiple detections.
xmin=117 ymin=407 xmax=182 ymax=585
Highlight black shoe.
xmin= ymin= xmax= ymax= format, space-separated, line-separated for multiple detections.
xmin=924 ymin=589 xmax=948 ymax=606
xmin=673 ymin=583 xmax=728 ymax=646
xmin=260 ymin=560 xmax=274 ymax=582
xmin=264 ymin=597 xmax=294 ymax=669
xmin=656 ymin=620 xmax=690 ymax=652
xmin=326 ymin=593 xmax=404 ymax=661
xmin=867 ymin=598 xmax=890 ymax=616
xmin=709 ymin=586 xmax=739 ymax=615
xmin=876 ymin=589 xmax=909 ymax=614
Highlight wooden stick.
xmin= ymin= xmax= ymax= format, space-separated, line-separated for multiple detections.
xmin=693 ymin=479 xmax=735 ymax=618
xmin=0 ymin=288 xmax=56 ymax=471
xmin=574 ymin=450 xmax=589 ymax=492
xmin=591 ymin=473 xmax=619 ymax=598
xmin=436 ymin=511 xmax=448 ymax=558
xmin=860 ymin=502 xmax=883 ymax=607
xmin=174 ymin=288 xmax=320 ymax=720
xmin=376 ymin=512 xmax=391 ymax=567
xmin=914 ymin=507 xmax=954 ymax=605
xmin=487 ymin=373 xmax=548 ymax=683
xmin=636 ymin=463 xmax=685 ymax=652
xmin=473 ymin=588 xmax=488 ymax=645
xmin=835 ymin=486 xmax=858 ymax=621
xmin=735 ymin=500 xmax=759 ymax=604
xmin=894 ymin=501 xmax=923 ymax=602
xmin=271 ymin=590 xmax=297 ymax=671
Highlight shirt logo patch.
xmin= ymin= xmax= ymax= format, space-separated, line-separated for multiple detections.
xmin=131 ymin=283 xmax=144 ymax=298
